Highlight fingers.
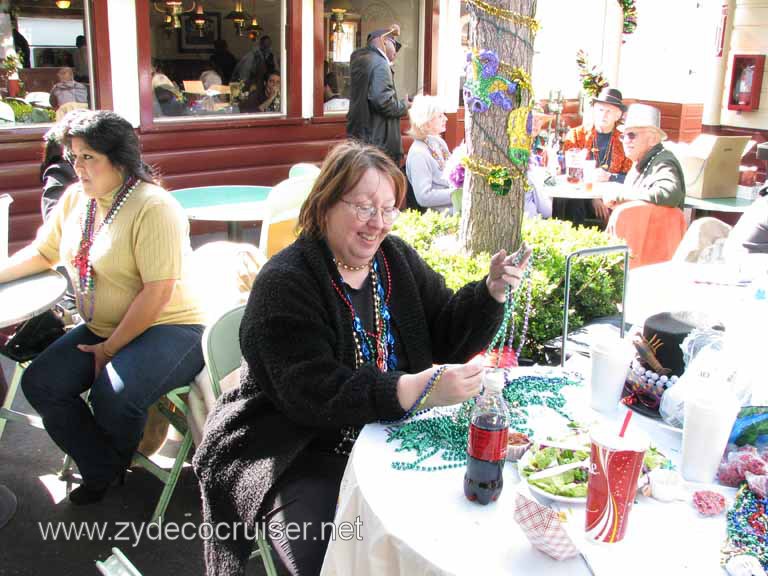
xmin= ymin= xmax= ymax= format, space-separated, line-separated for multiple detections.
xmin=77 ymin=344 xmax=96 ymax=354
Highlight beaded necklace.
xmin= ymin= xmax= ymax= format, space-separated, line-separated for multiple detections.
xmin=591 ymin=132 xmax=614 ymax=170
xmin=424 ymin=136 xmax=449 ymax=171
xmin=72 ymin=177 xmax=139 ymax=322
xmin=330 ymin=252 xmax=397 ymax=372
xmin=633 ymin=146 xmax=664 ymax=185
xmin=334 ymin=257 xmax=369 ymax=272
xmin=724 ymin=485 xmax=768 ymax=569
xmin=485 ymin=249 xmax=533 ymax=368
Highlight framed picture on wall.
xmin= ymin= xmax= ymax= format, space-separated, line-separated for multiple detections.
xmin=178 ymin=12 xmax=221 ymax=53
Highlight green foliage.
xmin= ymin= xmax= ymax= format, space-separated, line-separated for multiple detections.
xmin=5 ymin=100 xmax=55 ymax=123
xmin=392 ymin=210 xmax=625 ymax=363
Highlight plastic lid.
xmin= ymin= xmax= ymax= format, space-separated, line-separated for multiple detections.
xmin=482 ymin=369 xmax=506 ymax=393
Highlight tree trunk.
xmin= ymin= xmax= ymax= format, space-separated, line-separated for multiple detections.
xmin=460 ymin=0 xmax=537 ymax=255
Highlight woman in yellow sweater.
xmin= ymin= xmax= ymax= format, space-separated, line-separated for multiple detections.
xmin=0 ymin=110 xmax=206 ymax=505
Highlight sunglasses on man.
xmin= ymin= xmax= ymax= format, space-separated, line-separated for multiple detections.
xmin=385 ymin=36 xmax=402 ymax=53
xmin=620 ymin=130 xmax=647 ymax=141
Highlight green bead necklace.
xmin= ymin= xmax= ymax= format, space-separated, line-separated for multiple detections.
xmin=386 ymin=372 xmax=580 ymax=471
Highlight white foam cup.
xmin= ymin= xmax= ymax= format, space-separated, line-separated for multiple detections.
xmin=589 ymin=336 xmax=634 ymax=413
xmin=681 ymin=389 xmax=741 ymax=483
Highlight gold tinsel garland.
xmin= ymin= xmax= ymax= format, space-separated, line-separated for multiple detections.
xmin=464 ymin=0 xmax=540 ymax=33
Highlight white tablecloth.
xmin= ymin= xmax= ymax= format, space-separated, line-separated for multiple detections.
xmin=321 ymin=367 xmax=735 ymax=576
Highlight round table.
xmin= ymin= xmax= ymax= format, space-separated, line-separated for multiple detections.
xmin=0 ymin=269 xmax=67 ymax=530
xmin=321 ymin=367 xmax=732 ymax=576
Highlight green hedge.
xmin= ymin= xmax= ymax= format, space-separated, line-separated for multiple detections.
xmin=392 ymin=210 xmax=625 ymax=363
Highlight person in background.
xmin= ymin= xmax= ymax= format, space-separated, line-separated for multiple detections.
xmin=558 ymin=87 xmax=632 ymax=226
xmin=209 ymin=39 xmax=237 ymax=84
xmin=152 ymin=72 xmax=185 ymax=117
xmin=725 ymin=186 xmax=768 ymax=255
xmin=347 ymin=25 xmax=409 ymax=163
xmin=603 ymin=103 xmax=685 ymax=210
xmin=0 ymin=111 xmax=206 ymax=506
xmin=323 ymin=73 xmax=349 ymax=112
xmin=525 ymin=111 xmax=554 ymax=219
xmin=259 ymin=35 xmax=277 ymax=77
xmin=232 ymin=39 xmax=266 ymax=96
xmin=49 ymin=67 xmax=88 ymax=109
xmin=11 ymin=13 xmax=30 ymax=69
xmin=405 ymin=95 xmax=452 ymax=211
xmin=194 ymin=140 xmax=531 ymax=576
xmin=73 ymin=35 xmax=89 ymax=83
xmin=242 ymin=72 xmax=280 ymax=113
xmin=200 ymin=70 xmax=222 ymax=91
xmin=39 ymin=125 xmax=76 ymax=221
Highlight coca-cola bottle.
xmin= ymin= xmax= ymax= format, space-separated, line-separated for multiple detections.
xmin=464 ymin=369 xmax=510 ymax=504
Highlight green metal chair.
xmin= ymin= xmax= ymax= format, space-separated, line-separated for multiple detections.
xmin=60 ymin=383 xmax=194 ymax=523
xmin=202 ymin=304 xmax=278 ymax=576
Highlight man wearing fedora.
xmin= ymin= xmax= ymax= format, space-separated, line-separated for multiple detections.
xmin=603 ymin=103 xmax=686 ymax=210
xmin=558 ymin=87 xmax=633 ymax=226
xmin=347 ymin=24 xmax=409 ymax=163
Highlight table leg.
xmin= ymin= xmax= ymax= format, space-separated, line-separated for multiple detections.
xmin=227 ymin=222 xmax=243 ymax=243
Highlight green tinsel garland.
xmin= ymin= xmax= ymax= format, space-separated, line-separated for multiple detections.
xmin=576 ymin=49 xmax=609 ymax=99
xmin=617 ymin=0 xmax=638 ymax=35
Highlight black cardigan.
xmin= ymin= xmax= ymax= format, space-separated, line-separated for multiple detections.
xmin=193 ymin=234 xmax=503 ymax=575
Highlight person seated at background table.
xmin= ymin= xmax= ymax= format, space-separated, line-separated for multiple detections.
xmin=405 ymin=95 xmax=453 ymax=211
xmin=242 ymin=72 xmax=280 ymax=113
xmin=557 ymin=87 xmax=632 ymax=226
xmin=49 ymin=67 xmax=88 ymax=109
xmin=232 ymin=39 xmax=267 ymax=97
xmin=200 ymin=69 xmax=222 ymax=91
xmin=524 ymin=110 xmax=554 ymax=219
xmin=39 ymin=123 xmax=76 ymax=221
xmin=193 ymin=140 xmax=531 ymax=576
xmin=725 ymin=185 xmax=768 ymax=255
xmin=152 ymin=72 xmax=186 ymax=117
xmin=323 ymin=73 xmax=349 ymax=112
xmin=602 ymin=103 xmax=686 ymax=210
xmin=0 ymin=110 xmax=206 ymax=506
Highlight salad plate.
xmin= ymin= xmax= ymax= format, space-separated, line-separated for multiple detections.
xmin=517 ymin=444 xmax=590 ymax=504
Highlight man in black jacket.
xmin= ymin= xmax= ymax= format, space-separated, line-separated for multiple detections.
xmin=347 ymin=25 xmax=409 ymax=163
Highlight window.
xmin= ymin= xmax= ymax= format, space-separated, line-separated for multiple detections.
xmin=321 ymin=0 xmax=420 ymax=115
xmin=148 ymin=0 xmax=285 ymax=120
xmin=0 ymin=4 xmax=93 ymax=127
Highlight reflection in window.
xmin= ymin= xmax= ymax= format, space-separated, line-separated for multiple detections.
xmin=322 ymin=0 xmax=420 ymax=115
xmin=149 ymin=0 xmax=284 ymax=120
xmin=0 ymin=3 xmax=92 ymax=127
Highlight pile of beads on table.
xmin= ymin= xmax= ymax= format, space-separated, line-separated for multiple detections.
xmin=386 ymin=370 xmax=581 ymax=472
xmin=724 ymin=485 xmax=768 ymax=569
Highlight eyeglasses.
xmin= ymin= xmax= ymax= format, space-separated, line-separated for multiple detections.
xmin=341 ymin=200 xmax=400 ymax=224
xmin=621 ymin=131 xmax=641 ymax=141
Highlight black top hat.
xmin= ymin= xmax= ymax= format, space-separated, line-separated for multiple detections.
xmin=591 ymin=87 xmax=626 ymax=112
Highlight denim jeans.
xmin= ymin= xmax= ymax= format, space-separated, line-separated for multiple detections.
xmin=21 ymin=323 xmax=204 ymax=486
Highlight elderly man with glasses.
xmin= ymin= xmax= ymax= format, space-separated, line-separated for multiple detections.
xmin=603 ymin=103 xmax=686 ymax=210
xmin=347 ymin=24 xmax=409 ymax=164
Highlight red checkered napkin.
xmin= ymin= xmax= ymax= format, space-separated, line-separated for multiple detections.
xmin=513 ymin=493 xmax=579 ymax=560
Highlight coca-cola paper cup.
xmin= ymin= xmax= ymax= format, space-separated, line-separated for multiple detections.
xmin=585 ymin=425 xmax=648 ymax=544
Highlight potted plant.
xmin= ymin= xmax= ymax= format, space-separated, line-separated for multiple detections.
xmin=2 ymin=52 xmax=23 ymax=98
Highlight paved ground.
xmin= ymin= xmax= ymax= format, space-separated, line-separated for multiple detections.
xmin=0 ymin=228 xmax=274 ymax=576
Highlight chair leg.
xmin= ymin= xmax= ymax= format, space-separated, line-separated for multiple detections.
xmin=254 ymin=536 xmax=279 ymax=576
xmin=149 ymin=430 xmax=193 ymax=523
xmin=0 ymin=362 xmax=26 ymax=442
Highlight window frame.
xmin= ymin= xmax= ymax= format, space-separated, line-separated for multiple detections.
xmin=311 ymin=0 xmax=438 ymax=120
xmin=135 ymin=0 xmax=303 ymax=133
xmin=0 ymin=0 xmax=109 ymax=139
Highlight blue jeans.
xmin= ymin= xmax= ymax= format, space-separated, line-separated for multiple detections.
xmin=21 ymin=323 xmax=204 ymax=486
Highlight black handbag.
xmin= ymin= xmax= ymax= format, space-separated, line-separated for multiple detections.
xmin=0 ymin=303 xmax=72 ymax=363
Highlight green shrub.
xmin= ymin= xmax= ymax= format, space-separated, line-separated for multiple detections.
xmin=6 ymin=100 xmax=56 ymax=123
xmin=392 ymin=210 xmax=625 ymax=363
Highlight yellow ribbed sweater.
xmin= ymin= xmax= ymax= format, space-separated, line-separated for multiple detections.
xmin=34 ymin=181 xmax=206 ymax=337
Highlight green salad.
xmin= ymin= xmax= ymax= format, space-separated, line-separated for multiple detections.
xmin=520 ymin=445 xmax=590 ymax=498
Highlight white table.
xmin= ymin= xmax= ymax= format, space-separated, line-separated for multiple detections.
xmin=623 ymin=260 xmax=764 ymax=328
xmin=0 ymin=269 xmax=67 ymax=529
xmin=321 ymin=367 xmax=733 ymax=576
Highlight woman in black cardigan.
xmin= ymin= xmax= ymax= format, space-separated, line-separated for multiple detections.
xmin=193 ymin=141 xmax=531 ymax=576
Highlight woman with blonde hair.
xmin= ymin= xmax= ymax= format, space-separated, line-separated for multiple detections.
xmin=194 ymin=140 xmax=530 ymax=575
xmin=405 ymin=95 xmax=453 ymax=211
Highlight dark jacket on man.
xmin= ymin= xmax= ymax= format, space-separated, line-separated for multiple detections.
xmin=347 ymin=46 xmax=408 ymax=162
xmin=623 ymin=143 xmax=686 ymax=208
xmin=193 ymin=234 xmax=503 ymax=575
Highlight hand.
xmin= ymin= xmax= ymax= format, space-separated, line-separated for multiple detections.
xmin=602 ymin=187 xmax=620 ymax=209
xmin=594 ymin=168 xmax=612 ymax=183
xmin=485 ymin=243 xmax=533 ymax=303
xmin=423 ymin=359 xmax=485 ymax=408
xmin=591 ymin=198 xmax=611 ymax=223
xmin=78 ymin=342 xmax=110 ymax=380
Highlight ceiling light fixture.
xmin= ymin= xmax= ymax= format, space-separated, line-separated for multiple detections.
xmin=153 ymin=1 xmax=196 ymax=30
xmin=55 ymin=0 xmax=71 ymax=8
xmin=225 ymin=1 xmax=250 ymax=36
